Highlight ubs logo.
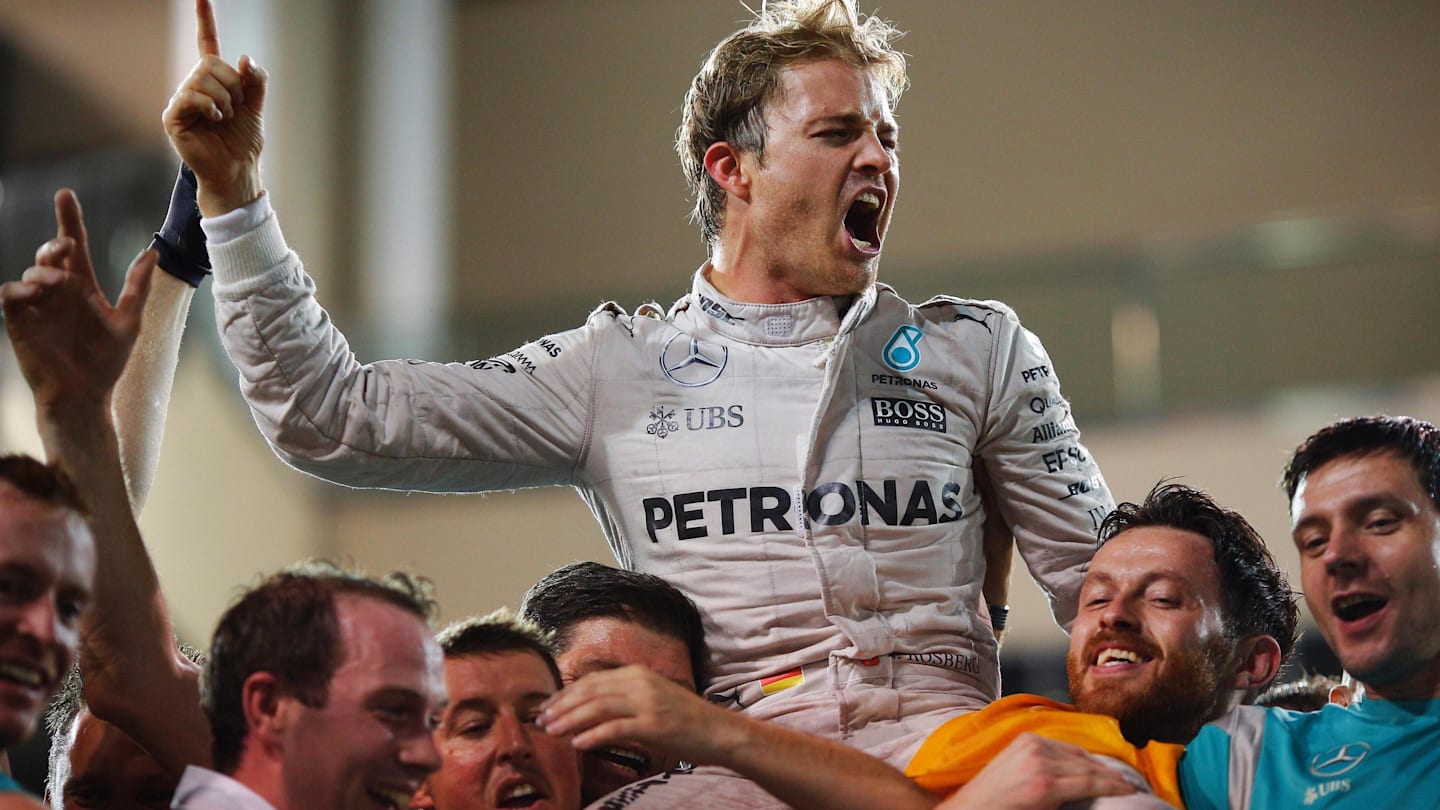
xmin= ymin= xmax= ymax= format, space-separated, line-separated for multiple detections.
xmin=1308 ymin=743 xmax=1369 ymax=778
xmin=661 ymin=334 xmax=728 ymax=388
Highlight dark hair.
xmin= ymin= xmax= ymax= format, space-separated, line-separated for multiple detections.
xmin=1099 ymin=482 xmax=1300 ymax=687
xmin=435 ymin=609 xmax=562 ymax=689
xmin=677 ymin=0 xmax=907 ymax=245
xmin=202 ymin=560 xmax=435 ymax=774
xmin=518 ymin=561 xmax=709 ymax=690
xmin=0 ymin=454 xmax=86 ymax=515
xmin=1282 ymin=415 xmax=1440 ymax=511
xmin=46 ymin=645 xmax=206 ymax=807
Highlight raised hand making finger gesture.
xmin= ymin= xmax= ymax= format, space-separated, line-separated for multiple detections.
xmin=1 ymin=190 xmax=155 ymax=415
xmin=163 ymin=0 xmax=267 ymax=216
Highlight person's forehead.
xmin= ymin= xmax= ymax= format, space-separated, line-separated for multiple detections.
xmin=331 ymin=596 xmax=441 ymax=688
xmin=444 ymin=650 xmax=558 ymax=705
xmin=772 ymin=59 xmax=894 ymax=123
xmin=559 ymin=616 xmax=694 ymax=686
xmin=1089 ymin=525 xmax=1218 ymax=587
xmin=0 ymin=490 xmax=95 ymax=584
xmin=1293 ymin=450 xmax=1429 ymax=519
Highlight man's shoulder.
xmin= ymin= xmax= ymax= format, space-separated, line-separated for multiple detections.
xmin=872 ymin=285 xmax=1019 ymax=335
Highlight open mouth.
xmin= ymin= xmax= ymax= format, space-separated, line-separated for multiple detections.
xmin=593 ymin=746 xmax=652 ymax=778
xmin=496 ymin=780 xmax=548 ymax=809
xmin=844 ymin=192 xmax=883 ymax=252
xmin=1333 ymin=593 xmax=1387 ymax=623
xmin=0 ymin=661 xmax=48 ymax=691
xmin=1092 ymin=646 xmax=1153 ymax=669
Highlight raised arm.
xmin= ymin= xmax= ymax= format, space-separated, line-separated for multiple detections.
xmin=539 ymin=666 xmax=936 ymax=810
xmin=113 ymin=165 xmax=210 ymax=513
xmin=0 ymin=189 xmax=211 ymax=776
xmin=164 ymin=0 xmax=268 ymax=218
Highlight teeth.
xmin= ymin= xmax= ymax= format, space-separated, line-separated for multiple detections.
xmin=856 ymin=192 xmax=880 ymax=208
xmin=1336 ymin=594 xmax=1376 ymax=610
xmin=0 ymin=663 xmax=44 ymax=687
xmin=504 ymin=783 xmax=539 ymax=801
xmin=1096 ymin=648 xmax=1141 ymax=667
xmin=851 ymin=237 xmax=875 ymax=249
xmin=598 ymin=746 xmax=650 ymax=772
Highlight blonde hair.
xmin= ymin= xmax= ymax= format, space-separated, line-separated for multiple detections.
xmin=677 ymin=0 xmax=907 ymax=245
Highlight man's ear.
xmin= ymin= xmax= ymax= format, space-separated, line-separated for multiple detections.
xmin=1231 ymin=634 xmax=1283 ymax=693
xmin=704 ymin=141 xmax=749 ymax=202
xmin=241 ymin=671 xmax=289 ymax=749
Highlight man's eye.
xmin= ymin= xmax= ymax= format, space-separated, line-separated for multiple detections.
xmin=1366 ymin=514 xmax=1400 ymax=532
xmin=459 ymin=721 xmax=493 ymax=737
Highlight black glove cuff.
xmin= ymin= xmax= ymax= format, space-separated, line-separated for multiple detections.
xmin=150 ymin=164 xmax=211 ymax=288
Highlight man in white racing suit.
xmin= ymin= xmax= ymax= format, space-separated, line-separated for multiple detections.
xmin=165 ymin=0 xmax=1113 ymax=801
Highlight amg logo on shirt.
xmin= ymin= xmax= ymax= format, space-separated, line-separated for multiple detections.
xmin=871 ymin=397 xmax=946 ymax=433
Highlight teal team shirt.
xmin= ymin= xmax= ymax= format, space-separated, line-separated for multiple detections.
xmin=1179 ymin=699 xmax=1440 ymax=808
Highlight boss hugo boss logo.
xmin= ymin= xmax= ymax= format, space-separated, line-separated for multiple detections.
xmin=661 ymin=334 xmax=728 ymax=387
xmin=882 ymin=325 xmax=924 ymax=372
xmin=871 ymin=397 xmax=946 ymax=433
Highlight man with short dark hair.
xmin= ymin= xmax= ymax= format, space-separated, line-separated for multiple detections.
xmin=0 ymin=457 xmax=96 ymax=807
xmin=518 ymin=562 xmax=705 ymax=802
xmin=413 ymin=611 xmax=582 ymax=810
xmin=171 ymin=562 xmax=445 ymax=810
xmin=1178 ymin=415 xmax=1440 ymax=809
xmin=907 ymin=483 xmax=1296 ymax=808
xmin=519 ymin=562 xmax=708 ymax=693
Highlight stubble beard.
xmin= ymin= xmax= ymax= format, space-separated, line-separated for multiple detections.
xmin=1067 ymin=637 xmax=1232 ymax=746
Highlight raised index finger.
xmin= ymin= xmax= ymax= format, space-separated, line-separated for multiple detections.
xmin=197 ymin=0 xmax=221 ymax=57
xmin=53 ymin=189 xmax=97 ymax=284
xmin=53 ymin=189 xmax=88 ymax=254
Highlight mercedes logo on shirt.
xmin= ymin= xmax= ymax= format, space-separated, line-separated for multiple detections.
xmin=1308 ymin=742 xmax=1370 ymax=778
xmin=660 ymin=333 xmax=728 ymax=387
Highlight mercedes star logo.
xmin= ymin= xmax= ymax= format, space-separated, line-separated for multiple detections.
xmin=660 ymin=333 xmax=728 ymax=388
xmin=1308 ymin=742 xmax=1370 ymax=778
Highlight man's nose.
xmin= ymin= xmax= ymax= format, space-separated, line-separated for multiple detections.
xmin=15 ymin=596 xmax=59 ymax=646
xmin=1322 ymin=526 xmax=1366 ymax=576
xmin=400 ymin=726 xmax=442 ymax=775
xmin=855 ymin=130 xmax=892 ymax=175
xmin=495 ymin=712 xmax=536 ymax=762
xmin=1098 ymin=595 xmax=1140 ymax=630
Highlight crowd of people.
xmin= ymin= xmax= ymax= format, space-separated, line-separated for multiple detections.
xmin=0 ymin=0 xmax=1436 ymax=807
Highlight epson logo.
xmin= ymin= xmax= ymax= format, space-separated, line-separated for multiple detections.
xmin=871 ymin=397 xmax=946 ymax=433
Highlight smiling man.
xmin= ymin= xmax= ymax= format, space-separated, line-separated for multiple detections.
xmin=1178 ymin=416 xmax=1440 ymax=809
xmin=907 ymin=483 xmax=1296 ymax=808
xmin=0 ymin=458 xmax=95 ymax=807
xmin=169 ymin=564 xmax=447 ymax=810
xmin=164 ymin=1 xmax=1111 ymax=804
